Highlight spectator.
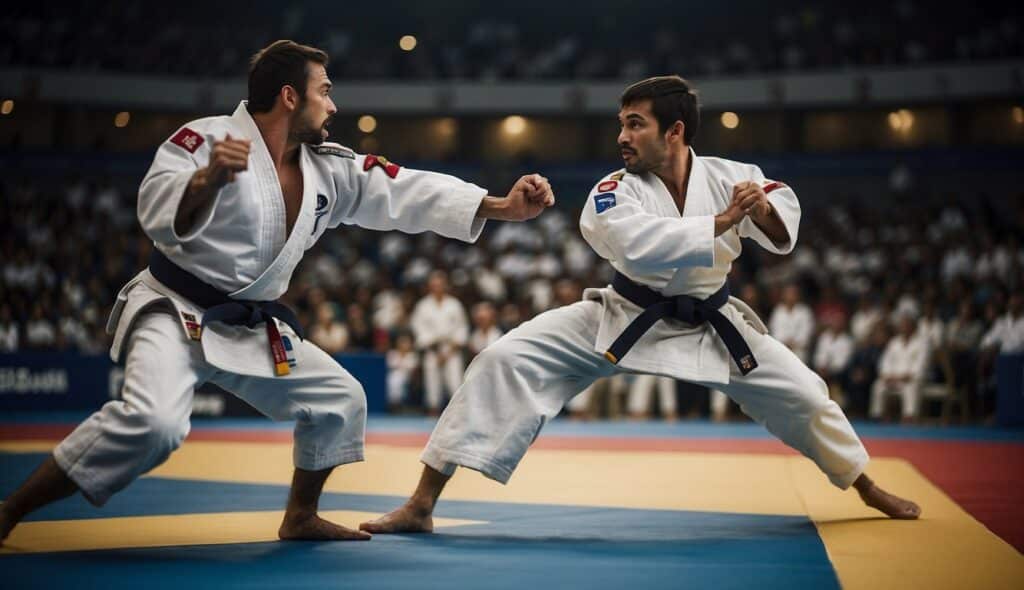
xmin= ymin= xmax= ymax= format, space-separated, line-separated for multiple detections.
xmin=468 ymin=302 xmax=503 ymax=358
xmin=769 ymin=283 xmax=815 ymax=362
xmin=813 ymin=315 xmax=854 ymax=403
xmin=309 ymin=302 xmax=349 ymax=355
xmin=0 ymin=304 xmax=18 ymax=353
xmin=386 ymin=331 xmax=420 ymax=411
xmin=871 ymin=313 xmax=929 ymax=423
xmin=410 ymin=270 xmax=469 ymax=415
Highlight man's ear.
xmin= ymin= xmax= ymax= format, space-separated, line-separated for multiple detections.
xmin=665 ymin=120 xmax=685 ymax=144
xmin=280 ymin=85 xmax=300 ymax=111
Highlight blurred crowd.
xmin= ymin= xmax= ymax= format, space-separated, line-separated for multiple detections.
xmin=2 ymin=173 xmax=1022 ymax=424
xmin=2 ymin=1 xmax=1020 ymax=80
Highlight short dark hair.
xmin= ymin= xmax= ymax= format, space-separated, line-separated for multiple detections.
xmin=247 ymin=40 xmax=329 ymax=114
xmin=621 ymin=75 xmax=700 ymax=145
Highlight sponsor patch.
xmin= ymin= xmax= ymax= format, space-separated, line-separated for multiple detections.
xmin=363 ymin=154 xmax=401 ymax=179
xmin=180 ymin=312 xmax=202 ymax=340
xmin=597 ymin=180 xmax=619 ymax=192
xmin=594 ymin=192 xmax=617 ymax=214
xmin=281 ymin=335 xmax=298 ymax=368
xmin=170 ymin=127 xmax=204 ymax=154
xmin=610 ymin=171 xmax=625 ymax=181
xmin=312 ymin=144 xmax=355 ymax=159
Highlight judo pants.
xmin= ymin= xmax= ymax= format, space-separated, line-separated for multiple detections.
xmin=422 ymin=300 xmax=869 ymax=489
xmin=870 ymin=379 xmax=921 ymax=418
xmin=53 ymin=308 xmax=367 ymax=506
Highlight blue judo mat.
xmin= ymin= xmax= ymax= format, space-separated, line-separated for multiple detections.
xmin=0 ymin=452 xmax=839 ymax=590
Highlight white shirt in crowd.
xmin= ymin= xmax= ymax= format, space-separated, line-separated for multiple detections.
xmin=410 ymin=295 xmax=469 ymax=351
xmin=878 ymin=332 xmax=929 ymax=383
xmin=769 ymin=303 xmax=815 ymax=361
xmin=981 ymin=313 xmax=1024 ymax=354
xmin=813 ymin=329 xmax=854 ymax=374
xmin=850 ymin=306 xmax=881 ymax=344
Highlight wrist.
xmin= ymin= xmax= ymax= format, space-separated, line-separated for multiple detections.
xmin=476 ymin=195 xmax=511 ymax=221
xmin=752 ymin=200 xmax=774 ymax=223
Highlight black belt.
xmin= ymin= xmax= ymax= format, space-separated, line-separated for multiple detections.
xmin=605 ymin=273 xmax=757 ymax=375
xmin=148 ymin=249 xmax=304 ymax=340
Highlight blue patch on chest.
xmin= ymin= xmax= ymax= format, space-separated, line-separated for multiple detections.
xmin=594 ymin=192 xmax=617 ymax=214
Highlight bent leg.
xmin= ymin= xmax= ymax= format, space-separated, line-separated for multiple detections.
xmin=712 ymin=329 xmax=919 ymax=518
xmin=54 ymin=310 xmax=207 ymax=506
xmin=421 ymin=300 xmax=614 ymax=483
xmin=710 ymin=331 xmax=869 ymax=490
xmin=362 ymin=301 xmax=613 ymax=534
xmin=212 ymin=338 xmax=369 ymax=540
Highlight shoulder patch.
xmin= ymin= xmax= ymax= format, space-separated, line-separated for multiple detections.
xmin=610 ymin=171 xmax=625 ymax=181
xmin=170 ymin=127 xmax=204 ymax=154
xmin=364 ymin=154 xmax=401 ymax=179
xmin=593 ymin=192 xmax=617 ymax=214
xmin=312 ymin=144 xmax=355 ymax=159
xmin=762 ymin=181 xmax=787 ymax=193
xmin=597 ymin=180 xmax=618 ymax=193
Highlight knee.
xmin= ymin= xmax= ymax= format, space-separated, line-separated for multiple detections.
xmin=136 ymin=409 xmax=190 ymax=452
xmin=792 ymin=370 xmax=833 ymax=415
xmin=320 ymin=372 xmax=367 ymax=424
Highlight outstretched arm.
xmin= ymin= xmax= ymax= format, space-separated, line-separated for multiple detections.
xmin=476 ymin=174 xmax=555 ymax=221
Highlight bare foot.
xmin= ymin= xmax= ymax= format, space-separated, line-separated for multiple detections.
xmin=857 ymin=483 xmax=921 ymax=519
xmin=278 ymin=513 xmax=371 ymax=541
xmin=359 ymin=503 xmax=433 ymax=534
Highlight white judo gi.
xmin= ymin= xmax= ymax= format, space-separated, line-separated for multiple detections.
xmin=54 ymin=101 xmax=487 ymax=505
xmin=422 ymin=149 xmax=869 ymax=489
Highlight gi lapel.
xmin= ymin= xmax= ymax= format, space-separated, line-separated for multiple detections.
xmin=227 ymin=107 xmax=317 ymax=302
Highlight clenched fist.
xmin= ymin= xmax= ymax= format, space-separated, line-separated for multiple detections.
xmin=206 ymin=133 xmax=251 ymax=189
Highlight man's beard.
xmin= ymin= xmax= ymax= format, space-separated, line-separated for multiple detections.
xmin=621 ymin=144 xmax=663 ymax=174
xmin=290 ymin=107 xmax=329 ymax=145
xmin=624 ymin=155 xmax=660 ymax=174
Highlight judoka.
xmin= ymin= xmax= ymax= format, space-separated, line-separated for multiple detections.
xmin=0 ymin=40 xmax=554 ymax=544
xmin=362 ymin=75 xmax=920 ymax=535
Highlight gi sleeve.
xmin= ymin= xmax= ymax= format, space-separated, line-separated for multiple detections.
xmin=328 ymin=152 xmax=487 ymax=243
xmin=579 ymin=178 xmax=715 ymax=274
xmin=137 ymin=125 xmax=220 ymax=245
xmin=736 ymin=165 xmax=801 ymax=254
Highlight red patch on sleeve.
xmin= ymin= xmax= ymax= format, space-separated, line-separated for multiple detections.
xmin=597 ymin=180 xmax=618 ymax=192
xmin=762 ymin=181 xmax=786 ymax=193
xmin=169 ymin=127 xmax=204 ymax=153
xmin=363 ymin=154 xmax=401 ymax=179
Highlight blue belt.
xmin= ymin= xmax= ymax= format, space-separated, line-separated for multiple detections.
xmin=148 ymin=249 xmax=304 ymax=340
xmin=605 ymin=273 xmax=757 ymax=375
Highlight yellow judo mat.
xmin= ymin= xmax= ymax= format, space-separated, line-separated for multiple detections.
xmin=1 ymin=434 xmax=1022 ymax=590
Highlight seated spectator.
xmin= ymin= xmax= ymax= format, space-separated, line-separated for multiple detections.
xmin=871 ymin=313 xmax=929 ymax=423
xmin=24 ymin=303 xmax=56 ymax=350
xmin=813 ymin=315 xmax=854 ymax=403
xmin=946 ymin=299 xmax=984 ymax=413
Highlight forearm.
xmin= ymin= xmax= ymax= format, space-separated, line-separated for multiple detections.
xmin=174 ymin=168 xmax=219 ymax=235
xmin=749 ymin=202 xmax=790 ymax=245
xmin=475 ymin=195 xmax=514 ymax=221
